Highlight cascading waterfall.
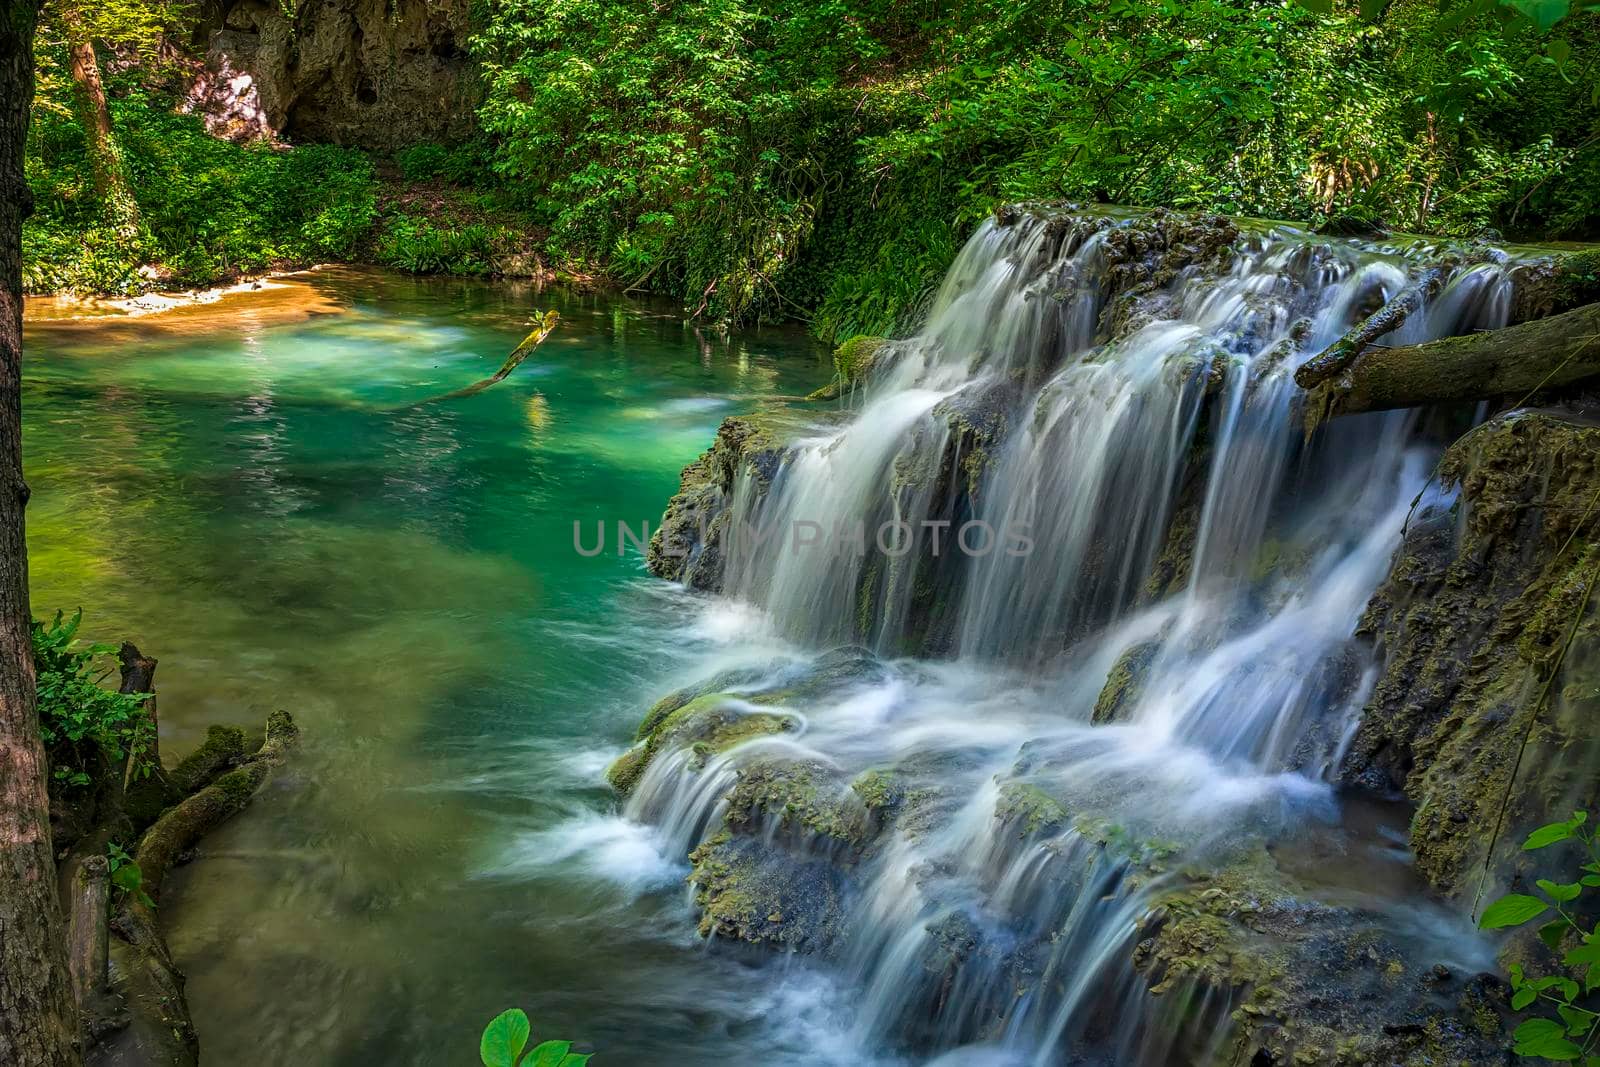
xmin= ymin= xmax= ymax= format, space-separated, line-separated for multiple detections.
xmin=620 ymin=207 xmax=1529 ymax=1064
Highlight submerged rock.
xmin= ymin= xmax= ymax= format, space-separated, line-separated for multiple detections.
xmin=1342 ymin=409 xmax=1600 ymax=896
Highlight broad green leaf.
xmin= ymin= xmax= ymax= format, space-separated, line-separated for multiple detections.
xmin=1559 ymin=1004 xmax=1594 ymax=1035
xmin=1565 ymin=941 xmax=1600 ymax=967
xmin=1514 ymin=1018 xmax=1583 ymax=1059
xmin=559 ymin=1055 xmax=592 ymax=1067
xmin=1541 ymin=919 xmax=1572 ymax=949
xmin=1513 ymin=986 xmax=1538 ymax=1010
xmin=1480 ymin=894 xmax=1549 ymax=929
xmin=1525 ymin=822 xmax=1577 ymax=850
xmin=1293 ymin=0 xmax=1333 ymax=13
xmin=1507 ymin=0 xmax=1571 ymax=30
xmin=526 ymin=1040 xmax=573 ymax=1067
xmin=1539 ymin=879 xmax=1584 ymax=903
xmin=481 ymin=1009 xmax=531 ymax=1067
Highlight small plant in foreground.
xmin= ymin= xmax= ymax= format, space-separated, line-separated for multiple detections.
xmin=107 ymin=842 xmax=154 ymax=908
xmin=33 ymin=609 xmax=153 ymax=787
xmin=1478 ymin=810 xmax=1600 ymax=1062
xmin=479 ymin=1009 xmax=590 ymax=1067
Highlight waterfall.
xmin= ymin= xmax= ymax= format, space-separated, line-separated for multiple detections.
xmin=622 ymin=207 xmax=1525 ymax=1064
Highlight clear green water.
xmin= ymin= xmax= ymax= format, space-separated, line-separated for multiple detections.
xmin=23 ymin=269 xmax=837 ymax=1066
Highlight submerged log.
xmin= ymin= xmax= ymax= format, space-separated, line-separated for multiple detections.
xmin=1305 ymin=301 xmax=1600 ymax=420
xmin=100 ymin=711 xmax=299 ymax=1067
xmin=134 ymin=709 xmax=298 ymax=895
xmin=1294 ymin=267 xmax=1446 ymax=389
xmin=405 ymin=310 xmax=560 ymax=407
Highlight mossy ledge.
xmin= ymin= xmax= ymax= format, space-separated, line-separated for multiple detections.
xmin=644 ymin=412 xmax=796 ymax=590
xmin=1341 ymin=409 xmax=1600 ymax=897
xmin=1133 ymin=848 xmax=1509 ymax=1066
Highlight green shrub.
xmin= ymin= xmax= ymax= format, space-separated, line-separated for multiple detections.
xmin=33 ymin=609 xmax=153 ymax=788
xmin=1477 ymin=810 xmax=1600 ymax=1061
xmin=394 ymin=141 xmax=493 ymax=185
xmin=373 ymin=214 xmax=513 ymax=275
xmin=24 ymin=86 xmax=379 ymax=292
xmin=473 ymin=0 xmax=1600 ymax=335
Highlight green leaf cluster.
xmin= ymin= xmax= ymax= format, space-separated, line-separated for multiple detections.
xmin=1479 ymin=811 xmax=1600 ymax=1062
xmin=479 ymin=1009 xmax=590 ymax=1067
xmin=33 ymin=609 xmax=153 ymax=788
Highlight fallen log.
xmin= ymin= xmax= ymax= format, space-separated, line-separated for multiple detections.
xmin=98 ymin=711 xmax=299 ymax=1067
xmin=1302 ymin=301 xmax=1600 ymax=421
xmin=1294 ymin=266 xmax=1446 ymax=389
xmin=134 ymin=709 xmax=298 ymax=895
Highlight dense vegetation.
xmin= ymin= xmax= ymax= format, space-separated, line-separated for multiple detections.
xmin=22 ymin=0 xmax=1600 ymax=339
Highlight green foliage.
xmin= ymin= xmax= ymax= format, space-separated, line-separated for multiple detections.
xmin=24 ymin=85 xmax=377 ymax=293
xmin=373 ymin=215 xmax=514 ymax=275
xmin=479 ymin=1009 xmax=591 ymax=1067
xmin=1478 ymin=811 xmax=1600 ymax=1062
xmin=33 ymin=609 xmax=153 ymax=788
xmin=475 ymin=0 xmax=1600 ymax=338
xmin=394 ymin=141 xmax=493 ymax=186
xmin=107 ymin=842 xmax=156 ymax=909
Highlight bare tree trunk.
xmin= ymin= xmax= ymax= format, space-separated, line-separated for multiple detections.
xmin=65 ymin=856 xmax=107 ymax=1011
xmin=62 ymin=21 xmax=136 ymax=238
xmin=0 ymin=2 xmax=81 ymax=1063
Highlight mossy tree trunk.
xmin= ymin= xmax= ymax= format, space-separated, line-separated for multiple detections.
xmin=1305 ymin=301 xmax=1600 ymax=421
xmin=61 ymin=15 xmax=137 ymax=240
xmin=0 ymin=2 xmax=81 ymax=1063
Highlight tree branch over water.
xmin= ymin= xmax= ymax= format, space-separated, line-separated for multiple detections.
xmin=404 ymin=310 xmax=561 ymax=408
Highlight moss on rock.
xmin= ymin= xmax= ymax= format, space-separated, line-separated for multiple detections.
xmin=807 ymin=335 xmax=890 ymax=400
xmin=1092 ymin=639 xmax=1159 ymax=725
xmin=645 ymin=412 xmax=798 ymax=589
xmin=1341 ymin=410 xmax=1600 ymax=896
xmin=605 ymin=691 xmax=796 ymax=795
xmin=1133 ymin=847 xmax=1509 ymax=1066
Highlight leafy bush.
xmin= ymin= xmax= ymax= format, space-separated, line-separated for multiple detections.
xmin=33 ymin=609 xmax=153 ymax=788
xmin=107 ymin=842 xmax=155 ymax=909
xmin=24 ymin=86 xmax=378 ymax=293
xmin=1478 ymin=810 xmax=1600 ymax=1062
xmin=473 ymin=0 xmax=1600 ymax=337
xmin=373 ymin=214 xmax=513 ymax=275
xmin=395 ymin=141 xmax=493 ymax=186
xmin=479 ymin=1009 xmax=590 ymax=1067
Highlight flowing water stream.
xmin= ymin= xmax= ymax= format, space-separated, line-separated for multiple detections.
xmin=24 ymin=212 xmax=1531 ymax=1065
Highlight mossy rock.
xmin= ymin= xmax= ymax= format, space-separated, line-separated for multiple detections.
xmin=1091 ymin=639 xmax=1159 ymax=725
xmin=722 ymin=757 xmax=873 ymax=848
xmin=688 ymin=832 xmax=848 ymax=952
xmin=994 ymin=781 xmax=1069 ymax=837
xmin=612 ymin=647 xmax=890 ymax=796
xmin=1133 ymin=848 xmax=1509 ymax=1066
xmin=806 ymin=335 xmax=889 ymax=400
xmin=606 ymin=692 xmax=795 ymax=795
xmin=645 ymin=413 xmax=798 ymax=588
xmin=1342 ymin=411 xmax=1600 ymax=896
